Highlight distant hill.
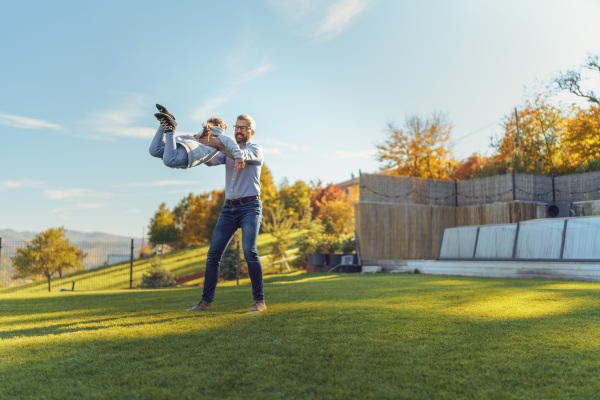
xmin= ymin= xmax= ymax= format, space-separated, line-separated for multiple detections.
xmin=0 ymin=229 xmax=140 ymax=243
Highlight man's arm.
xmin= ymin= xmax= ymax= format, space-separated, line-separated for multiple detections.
xmin=205 ymin=151 xmax=226 ymax=166
xmin=199 ymin=136 xmax=262 ymax=165
xmin=239 ymin=142 xmax=263 ymax=165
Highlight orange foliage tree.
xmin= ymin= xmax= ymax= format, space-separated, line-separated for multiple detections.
xmin=452 ymin=153 xmax=492 ymax=180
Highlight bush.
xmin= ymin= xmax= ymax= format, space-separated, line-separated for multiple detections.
xmin=220 ymin=233 xmax=248 ymax=281
xmin=140 ymin=257 xmax=177 ymax=288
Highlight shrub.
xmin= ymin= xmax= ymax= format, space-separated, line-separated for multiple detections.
xmin=338 ymin=233 xmax=356 ymax=254
xmin=220 ymin=232 xmax=248 ymax=281
xmin=140 ymin=257 xmax=177 ymax=288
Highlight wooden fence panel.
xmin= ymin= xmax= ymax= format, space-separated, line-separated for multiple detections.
xmin=356 ymin=201 xmax=537 ymax=260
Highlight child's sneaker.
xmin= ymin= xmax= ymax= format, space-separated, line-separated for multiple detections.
xmin=154 ymin=112 xmax=177 ymax=132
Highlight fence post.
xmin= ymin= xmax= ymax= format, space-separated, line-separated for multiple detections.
xmin=512 ymin=170 xmax=516 ymax=201
xmin=552 ymin=174 xmax=556 ymax=203
xmin=236 ymin=240 xmax=240 ymax=286
xmin=0 ymin=237 xmax=2 ymax=270
xmin=454 ymin=179 xmax=458 ymax=207
xmin=129 ymin=239 xmax=134 ymax=289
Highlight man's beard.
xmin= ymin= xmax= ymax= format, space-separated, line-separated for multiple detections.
xmin=236 ymin=134 xmax=247 ymax=144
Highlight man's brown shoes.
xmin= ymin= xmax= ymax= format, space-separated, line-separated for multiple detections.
xmin=185 ymin=300 xmax=212 ymax=311
xmin=247 ymin=299 xmax=267 ymax=313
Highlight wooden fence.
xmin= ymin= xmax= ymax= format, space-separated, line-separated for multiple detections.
xmin=355 ymin=171 xmax=600 ymax=261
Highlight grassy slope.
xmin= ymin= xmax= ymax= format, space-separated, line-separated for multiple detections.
xmin=2 ymin=273 xmax=600 ymax=399
xmin=1 ymin=230 xmax=308 ymax=293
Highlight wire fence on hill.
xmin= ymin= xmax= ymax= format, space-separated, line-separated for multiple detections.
xmin=0 ymin=237 xmax=300 ymax=293
xmin=0 ymin=239 xmax=145 ymax=292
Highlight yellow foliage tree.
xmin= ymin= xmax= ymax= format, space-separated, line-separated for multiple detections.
xmin=376 ymin=112 xmax=455 ymax=179
xmin=492 ymin=94 xmax=566 ymax=175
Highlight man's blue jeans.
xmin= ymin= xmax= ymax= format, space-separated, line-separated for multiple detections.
xmin=202 ymin=199 xmax=264 ymax=302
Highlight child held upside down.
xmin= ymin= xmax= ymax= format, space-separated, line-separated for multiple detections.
xmin=149 ymin=104 xmax=245 ymax=169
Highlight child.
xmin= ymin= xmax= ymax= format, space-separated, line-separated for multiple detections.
xmin=149 ymin=104 xmax=245 ymax=169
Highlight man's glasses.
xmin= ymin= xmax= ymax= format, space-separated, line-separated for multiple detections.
xmin=234 ymin=125 xmax=251 ymax=131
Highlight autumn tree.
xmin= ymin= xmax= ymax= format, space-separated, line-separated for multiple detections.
xmin=553 ymin=52 xmax=600 ymax=172
xmin=11 ymin=227 xmax=84 ymax=292
xmin=562 ymin=105 xmax=600 ymax=172
xmin=491 ymin=94 xmax=566 ymax=175
xmin=376 ymin=112 xmax=455 ymax=179
xmin=148 ymin=202 xmax=179 ymax=246
xmin=260 ymin=164 xmax=280 ymax=218
xmin=309 ymin=182 xmax=354 ymax=234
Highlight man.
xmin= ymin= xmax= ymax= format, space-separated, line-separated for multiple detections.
xmin=186 ymin=114 xmax=266 ymax=313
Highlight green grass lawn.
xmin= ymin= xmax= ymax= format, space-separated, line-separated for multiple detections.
xmin=2 ymin=272 xmax=600 ymax=399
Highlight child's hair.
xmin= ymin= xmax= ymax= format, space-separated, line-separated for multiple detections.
xmin=199 ymin=117 xmax=227 ymax=139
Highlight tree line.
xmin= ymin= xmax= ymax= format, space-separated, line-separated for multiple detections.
xmin=147 ymin=164 xmax=355 ymax=248
xmin=377 ymin=53 xmax=600 ymax=180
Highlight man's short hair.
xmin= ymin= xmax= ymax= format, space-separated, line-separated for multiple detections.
xmin=237 ymin=114 xmax=256 ymax=132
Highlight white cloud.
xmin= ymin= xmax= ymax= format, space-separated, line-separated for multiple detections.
xmin=115 ymin=180 xmax=198 ymax=188
xmin=0 ymin=179 xmax=46 ymax=190
xmin=44 ymin=188 xmax=111 ymax=201
xmin=236 ymin=62 xmax=272 ymax=84
xmin=0 ymin=113 xmax=62 ymax=130
xmin=262 ymin=148 xmax=282 ymax=155
xmin=332 ymin=149 xmax=376 ymax=160
xmin=260 ymin=138 xmax=310 ymax=153
xmin=88 ymin=95 xmax=157 ymax=139
xmin=269 ymin=0 xmax=369 ymax=41
xmin=314 ymin=0 xmax=368 ymax=40
xmin=225 ymin=35 xmax=272 ymax=85
xmin=192 ymin=95 xmax=232 ymax=122
xmin=51 ymin=203 xmax=108 ymax=220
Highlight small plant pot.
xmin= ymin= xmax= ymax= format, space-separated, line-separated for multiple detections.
xmin=328 ymin=253 xmax=343 ymax=267
xmin=307 ymin=253 xmax=328 ymax=267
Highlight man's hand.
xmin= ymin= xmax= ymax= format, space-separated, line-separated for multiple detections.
xmin=234 ymin=160 xmax=246 ymax=169
xmin=198 ymin=136 xmax=223 ymax=149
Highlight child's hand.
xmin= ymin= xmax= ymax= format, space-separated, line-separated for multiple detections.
xmin=234 ymin=160 xmax=246 ymax=169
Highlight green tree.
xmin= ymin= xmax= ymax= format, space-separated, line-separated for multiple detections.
xmin=11 ymin=227 xmax=84 ymax=292
xmin=262 ymin=203 xmax=294 ymax=273
xmin=148 ymin=202 xmax=179 ymax=246
xmin=376 ymin=112 xmax=455 ymax=179
xmin=140 ymin=256 xmax=177 ymax=288
xmin=279 ymin=180 xmax=313 ymax=224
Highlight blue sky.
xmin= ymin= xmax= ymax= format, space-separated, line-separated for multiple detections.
xmin=1 ymin=0 xmax=599 ymax=238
